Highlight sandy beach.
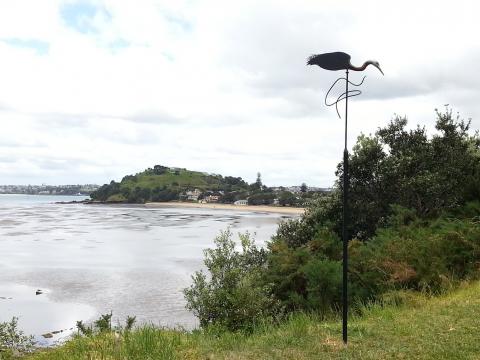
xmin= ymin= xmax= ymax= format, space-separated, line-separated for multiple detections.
xmin=1 ymin=195 xmax=291 ymax=342
xmin=145 ymin=201 xmax=305 ymax=215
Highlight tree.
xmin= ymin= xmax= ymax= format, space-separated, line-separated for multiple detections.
xmin=300 ymin=183 xmax=308 ymax=193
xmin=90 ymin=181 xmax=121 ymax=201
xmin=183 ymin=230 xmax=279 ymax=331
xmin=153 ymin=165 xmax=168 ymax=175
xmin=256 ymin=172 xmax=262 ymax=187
xmin=276 ymin=109 xmax=480 ymax=245
xmin=248 ymin=192 xmax=276 ymax=205
xmin=278 ymin=191 xmax=297 ymax=206
xmin=250 ymin=172 xmax=263 ymax=191
xmin=333 ymin=109 xmax=480 ymax=240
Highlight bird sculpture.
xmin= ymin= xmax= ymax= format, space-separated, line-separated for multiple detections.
xmin=307 ymin=51 xmax=384 ymax=75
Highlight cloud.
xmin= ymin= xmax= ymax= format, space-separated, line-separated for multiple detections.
xmin=60 ymin=1 xmax=111 ymax=34
xmin=1 ymin=38 xmax=50 ymax=55
xmin=0 ymin=0 xmax=479 ymax=186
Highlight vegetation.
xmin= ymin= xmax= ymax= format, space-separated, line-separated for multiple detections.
xmin=23 ymin=281 xmax=480 ymax=359
xmin=266 ymin=203 xmax=480 ymax=314
xmin=0 ymin=317 xmax=34 ymax=359
xmin=184 ymin=109 xmax=480 ymax=320
xmin=7 ymin=109 xmax=480 ymax=359
xmin=90 ymin=166 xmax=320 ymax=205
xmin=183 ymin=230 xmax=280 ymax=332
xmin=90 ymin=167 xmax=249 ymax=203
xmin=269 ymin=109 xmax=480 ymax=310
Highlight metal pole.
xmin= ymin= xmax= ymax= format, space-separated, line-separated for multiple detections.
xmin=342 ymin=69 xmax=349 ymax=344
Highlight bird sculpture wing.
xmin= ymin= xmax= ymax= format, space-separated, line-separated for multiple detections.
xmin=306 ymin=54 xmax=320 ymax=66
xmin=306 ymin=52 xmax=351 ymax=71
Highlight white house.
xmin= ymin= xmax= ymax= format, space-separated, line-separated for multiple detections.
xmin=186 ymin=189 xmax=202 ymax=201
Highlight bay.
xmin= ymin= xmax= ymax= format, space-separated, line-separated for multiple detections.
xmin=0 ymin=194 xmax=291 ymax=345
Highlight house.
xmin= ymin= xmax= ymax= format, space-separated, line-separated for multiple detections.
xmin=205 ymin=195 xmax=220 ymax=203
xmin=234 ymin=199 xmax=248 ymax=206
xmin=186 ymin=189 xmax=202 ymax=201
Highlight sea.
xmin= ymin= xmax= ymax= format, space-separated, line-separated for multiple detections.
xmin=0 ymin=194 xmax=292 ymax=345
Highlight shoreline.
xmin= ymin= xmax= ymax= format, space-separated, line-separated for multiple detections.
xmin=144 ymin=201 xmax=305 ymax=215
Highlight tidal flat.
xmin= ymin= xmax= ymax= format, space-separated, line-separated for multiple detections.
xmin=0 ymin=195 xmax=292 ymax=345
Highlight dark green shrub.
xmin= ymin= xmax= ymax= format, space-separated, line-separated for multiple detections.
xmin=349 ymin=204 xmax=480 ymax=295
xmin=302 ymin=259 xmax=342 ymax=312
xmin=183 ymin=230 xmax=280 ymax=332
xmin=266 ymin=203 xmax=480 ymax=315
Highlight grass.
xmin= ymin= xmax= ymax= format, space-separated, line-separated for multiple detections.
xmin=22 ymin=281 xmax=480 ymax=359
xmin=121 ymin=169 xmax=232 ymax=193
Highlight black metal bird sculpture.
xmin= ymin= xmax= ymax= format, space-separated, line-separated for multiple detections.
xmin=306 ymin=50 xmax=384 ymax=346
xmin=307 ymin=51 xmax=384 ymax=75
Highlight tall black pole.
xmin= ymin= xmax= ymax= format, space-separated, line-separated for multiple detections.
xmin=342 ymin=69 xmax=349 ymax=344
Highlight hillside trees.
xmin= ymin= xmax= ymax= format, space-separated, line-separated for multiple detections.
xmin=90 ymin=166 xmax=252 ymax=203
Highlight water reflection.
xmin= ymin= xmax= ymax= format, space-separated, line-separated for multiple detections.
xmin=0 ymin=196 xmax=293 ymax=343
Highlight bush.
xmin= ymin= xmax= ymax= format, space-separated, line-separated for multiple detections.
xmin=266 ymin=203 xmax=480 ymax=315
xmin=350 ymin=204 xmax=480 ymax=295
xmin=76 ymin=313 xmax=136 ymax=336
xmin=302 ymin=259 xmax=342 ymax=312
xmin=183 ymin=230 xmax=281 ymax=332
xmin=0 ymin=317 xmax=34 ymax=357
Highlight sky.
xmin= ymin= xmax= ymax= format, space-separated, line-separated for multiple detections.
xmin=1 ymin=0 xmax=479 ymax=187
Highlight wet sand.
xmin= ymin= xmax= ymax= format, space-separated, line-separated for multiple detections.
xmin=0 ymin=195 xmax=296 ymax=344
xmin=146 ymin=202 xmax=305 ymax=215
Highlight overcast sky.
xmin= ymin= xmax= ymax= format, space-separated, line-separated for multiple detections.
xmin=1 ymin=1 xmax=479 ymax=187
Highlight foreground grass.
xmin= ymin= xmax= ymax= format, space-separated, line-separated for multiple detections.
xmin=24 ymin=281 xmax=480 ymax=360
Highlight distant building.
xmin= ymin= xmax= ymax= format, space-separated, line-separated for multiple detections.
xmin=205 ymin=195 xmax=220 ymax=203
xmin=234 ymin=200 xmax=248 ymax=206
xmin=287 ymin=186 xmax=302 ymax=193
xmin=186 ymin=189 xmax=202 ymax=201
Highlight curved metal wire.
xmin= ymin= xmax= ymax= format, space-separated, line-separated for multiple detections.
xmin=325 ymin=75 xmax=366 ymax=118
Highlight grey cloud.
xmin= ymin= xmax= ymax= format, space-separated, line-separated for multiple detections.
xmin=36 ymin=110 xmax=184 ymax=126
xmin=348 ymin=50 xmax=480 ymax=102
xmin=35 ymin=113 xmax=92 ymax=128
xmin=122 ymin=111 xmax=184 ymax=125
xmin=19 ymin=111 xmax=178 ymax=146
xmin=213 ymin=7 xmax=350 ymax=97
xmin=0 ymin=156 xmax=17 ymax=163
xmin=214 ymin=3 xmax=480 ymax=118
xmin=0 ymin=140 xmax=47 ymax=148
xmin=208 ymin=147 xmax=299 ymax=161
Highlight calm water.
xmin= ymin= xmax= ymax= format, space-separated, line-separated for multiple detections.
xmin=0 ymin=194 xmax=291 ymax=345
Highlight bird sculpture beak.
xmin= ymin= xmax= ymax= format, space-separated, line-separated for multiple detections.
xmin=374 ymin=64 xmax=384 ymax=75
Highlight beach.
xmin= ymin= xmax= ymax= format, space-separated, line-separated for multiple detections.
xmin=145 ymin=201 xmax=305 ymax=215
xmin=0 ymin=195 xmax=295 ymax=344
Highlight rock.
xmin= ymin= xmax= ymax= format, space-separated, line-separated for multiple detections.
xmin=42 ymin=333 xmax=53 ymax=338
xmin=35 ymin=289 xmax=43 ymax=295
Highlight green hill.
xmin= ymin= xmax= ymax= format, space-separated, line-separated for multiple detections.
xmin=23 ymin=281 xmax=480 ymax=359
xmin=90 ymin=165 xmax=250 ymax=203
